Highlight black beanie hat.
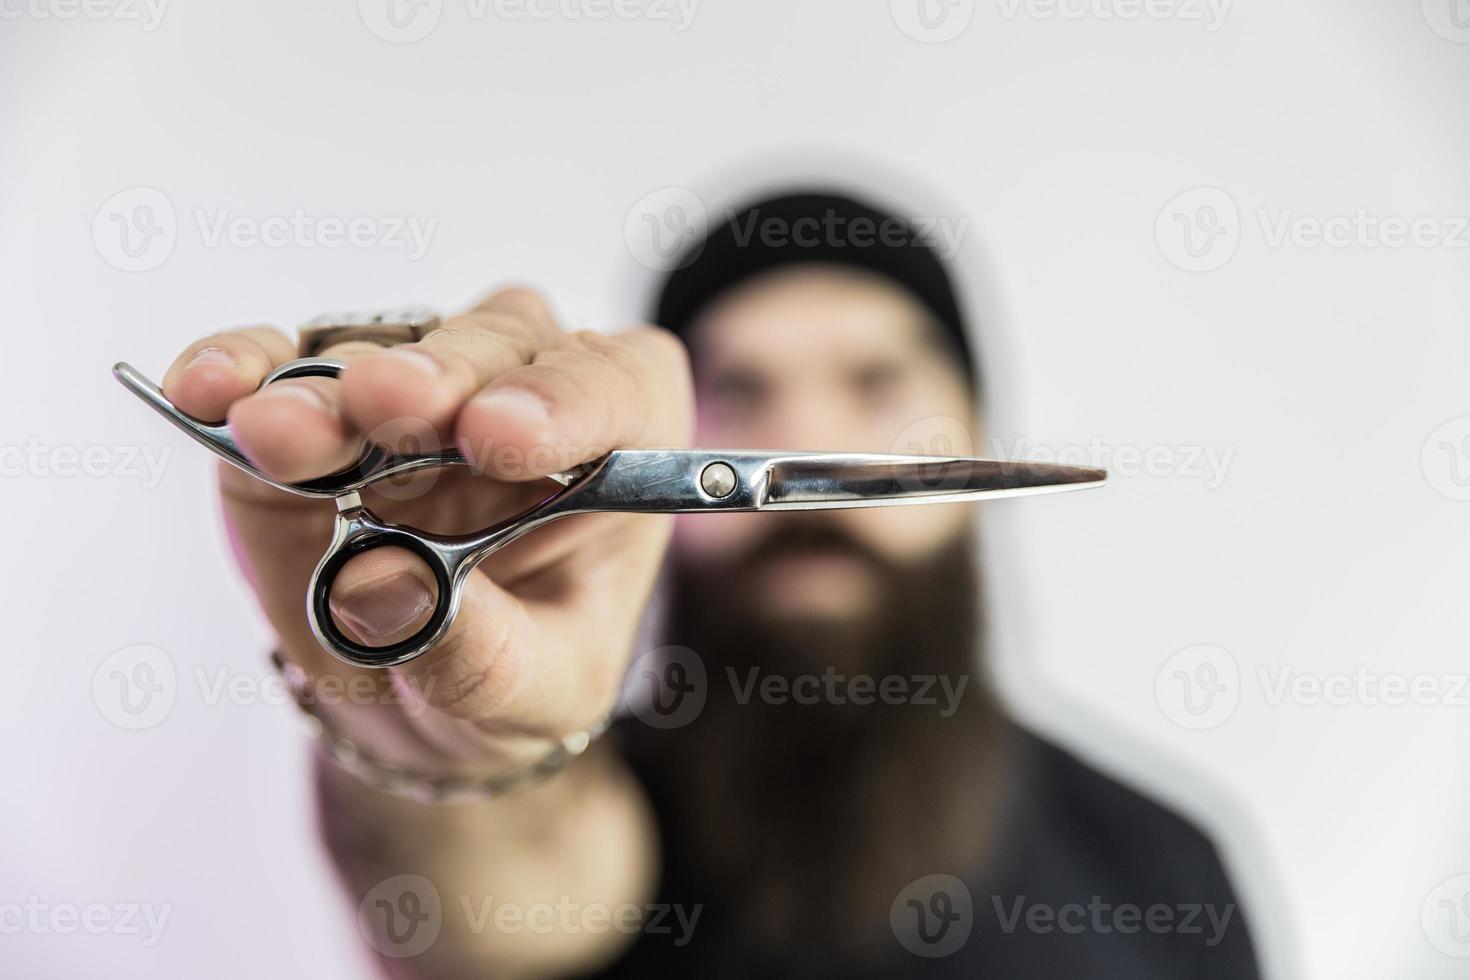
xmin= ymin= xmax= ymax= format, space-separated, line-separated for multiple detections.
xmin=652 ymin=190 xmax=976 ymax=389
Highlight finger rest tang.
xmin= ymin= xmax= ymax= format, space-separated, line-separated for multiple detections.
xmin=112 ymin=357 xmax=469 ymax=497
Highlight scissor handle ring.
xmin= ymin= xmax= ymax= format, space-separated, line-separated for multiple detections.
xmin=261 ymin=357 xmax=404 ymax=497
xmin=308 ymin=526 xmax=460 ymax=669
xmin=263 ymin=355 xmax=350 ymax=385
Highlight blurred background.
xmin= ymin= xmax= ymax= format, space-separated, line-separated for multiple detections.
xmin=2 ymin=0 xmax=1468 ymax=976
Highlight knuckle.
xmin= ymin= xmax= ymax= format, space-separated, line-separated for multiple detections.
xmin=620 ymin=327 xmax=694 ymax=437
xmin=424 ymin=322 xmax=476 ymax=347
xmin=625 ymin=325 xmax=692 ymax=379
xmin=430 ymin=316 xmax=497 ymax=343
xmin=483 ymin=285 xmax=554 ymax=326
xmin=441 ymin=310 xmax=546 ymax=348
xmin=561 ymin=328 xmax=622 ymax=359
xmin=423 ymin=666 xmax=506 ymax=721
xmin=417 ymin=613 xmax=526 ymax=720
xmin=566 ymin=330 xmax=645 ymax=384
xmin=429 ymin=325 xmax=528 ymax=367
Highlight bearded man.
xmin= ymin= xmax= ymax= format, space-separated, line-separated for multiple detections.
xmin=159 ymin=191 xmax=1258 ymax=979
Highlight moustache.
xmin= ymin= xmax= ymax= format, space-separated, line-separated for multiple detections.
xmin=730 ymin=517 xmax=892 ymax=580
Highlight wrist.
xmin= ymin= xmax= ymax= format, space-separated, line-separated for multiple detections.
xmin=275 ymin=652 xmax=610 ymax=804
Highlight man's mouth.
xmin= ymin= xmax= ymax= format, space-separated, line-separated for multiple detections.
xmin=748 ymin=547 xmax=881 ymax=621
xmin=759 ymin=548 xmax=870 ymax=577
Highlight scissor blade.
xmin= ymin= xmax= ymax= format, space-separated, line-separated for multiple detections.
xmin=761 ymin=454 xmax=1106 ymax=511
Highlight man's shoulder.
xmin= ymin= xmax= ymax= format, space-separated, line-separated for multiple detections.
xmin=1007 ymin=723 xmax=1223 ymax=864
xmin=985 ymin=721 xmax=1260 ymax=975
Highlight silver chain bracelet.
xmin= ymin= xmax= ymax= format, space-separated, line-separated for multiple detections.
xmin=272 ymin=652 xmax=610 ymax=805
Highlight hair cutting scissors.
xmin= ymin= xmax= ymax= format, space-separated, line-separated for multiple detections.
xmin=113 ymin=357 xmax=1106 ymax=669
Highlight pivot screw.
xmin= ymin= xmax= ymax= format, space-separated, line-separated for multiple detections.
xmin=700 ymin=461 xmax=737 ymax=498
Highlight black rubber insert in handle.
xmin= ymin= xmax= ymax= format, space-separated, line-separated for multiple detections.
xmin=311 ymin=529 xmax=454 ymax=668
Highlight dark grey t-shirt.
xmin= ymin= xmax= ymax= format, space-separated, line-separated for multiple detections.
xmin=594 ymin=723 xmax=1261 ymax=979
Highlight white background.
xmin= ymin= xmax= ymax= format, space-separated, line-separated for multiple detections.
xmin=2 ymin=0 xmax=1468 ymax=977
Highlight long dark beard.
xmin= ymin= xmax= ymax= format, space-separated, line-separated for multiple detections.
xmin=623 ymin=524 xmax=1007 ymax=958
